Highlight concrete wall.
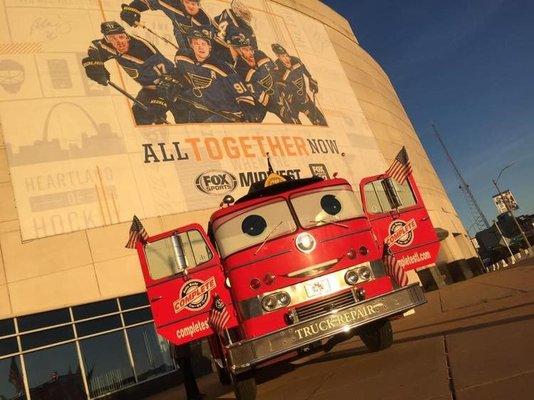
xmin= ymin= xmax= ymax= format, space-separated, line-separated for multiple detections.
xmin=0 ymin=0 xmax=474 ymax=318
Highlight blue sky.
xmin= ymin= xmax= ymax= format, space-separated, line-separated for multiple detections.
xmin=322 ymin=0 xmax=534 ymax=234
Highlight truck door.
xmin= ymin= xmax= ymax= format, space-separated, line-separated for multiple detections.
xmin=136 ymin=223 xmax=237 ymax=346
xmin=360 ymin=175 xmax=440 ymax=271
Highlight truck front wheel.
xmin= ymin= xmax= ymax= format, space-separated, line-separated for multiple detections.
xmin=233 ymin=370 xmax=257 ymax=400
xmin=359 ymin=319 xmax=393 ymax=352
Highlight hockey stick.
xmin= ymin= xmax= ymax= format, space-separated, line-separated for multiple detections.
xmin=137 ymin=22 xmax=179 ymax=50
xmin=281 ymin=95 xmax=300 ymax=124
xmin=111 ymin=79 xmax=240 ymax=123
xmin=107 ymin=80 xmax=170 ymax=125
xmin=173 ymin=93 xmax=243 ymax=122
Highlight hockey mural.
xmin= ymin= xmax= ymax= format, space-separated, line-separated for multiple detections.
xmin=83 ymin=1 xmax=326 ymax=126
xmin=0 ymin=0 xmax=386 ymax=241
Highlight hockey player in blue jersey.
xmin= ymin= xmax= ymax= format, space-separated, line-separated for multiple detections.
xmin=158 ymin=27 xmax=262 ymax=123
xmin=232 ymin=35 xmax=296 ymax=123
xmin=214 ymin=0 xmax=257 ymax=54
xmin=271 ymin=43 xmax=327 ymax=126
xmin=82 ymin=21 xmax=178 ymax=125
xmin=120 ymin=0 xmax=233 ymax=64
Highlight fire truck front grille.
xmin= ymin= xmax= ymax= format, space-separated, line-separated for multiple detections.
xmin=295 ymin=291 xmax=356 ymax=322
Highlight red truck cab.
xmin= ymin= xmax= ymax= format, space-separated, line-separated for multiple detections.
xmin=135 ymin=172 xmax=439 ymax=400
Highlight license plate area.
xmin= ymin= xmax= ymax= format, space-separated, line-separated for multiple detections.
xmin=305 ymin=277 xmax=332 ymax=299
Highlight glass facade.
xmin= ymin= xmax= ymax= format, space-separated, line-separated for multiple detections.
xmin=127 ymin=325 xmax=174 ymax=382
xmin=0 ymin=293 xmax=178 ymax=399
xmin=25 ymin=344 xmax=84 ymax=400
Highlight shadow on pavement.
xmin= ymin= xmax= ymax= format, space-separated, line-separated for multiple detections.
xmin=396 ymin=300 xmax=534 ymax=335
xmin=395 ymin=312 xmax=534 ymax=344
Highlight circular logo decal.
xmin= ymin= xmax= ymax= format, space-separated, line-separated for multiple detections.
xmin=388 ymin=219 xmax=415 ymax=247
xmin=180 ymin=280 xmax=210 ymax=311
xmin=195 ymin=170 xmax=237 ymax=195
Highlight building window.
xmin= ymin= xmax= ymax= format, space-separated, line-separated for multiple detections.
xmin=73 ymin=300 xmax=118 ymax=321
xmin=123 ymin=308 xmax=152 ymax=326
xmin=0 ymin=292 xmax=180 ymax=399
xmin=24 ymin=343 xmax=85 ymax=400
xmin=76 ymin=315 xmax=122 ymax=338
xmin=127 ymin=324 xmax=174 ymax=382
xmin=119 ymin=293 xmax=149 ymax=311
xmin=0 ymin=319 xmax=15 ymax=337
xmin=21 ymin=326 xmax=75 ymax=351
xmin=18 ymin=309 xmax=70 ymax=333
xmin=79 ymin=331 xmax=135 ymax=398
xmin=0 ymin=337 xmax=19 ymax=357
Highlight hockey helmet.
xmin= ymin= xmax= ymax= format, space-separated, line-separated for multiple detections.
xmin=101 ymin=21 xmax=126 ymax=36
xmin=187 ymin=26 xmax=213 ymax=42
xmin=271 ymin=43 xmax=288 ymax=55
xmin=229 ymin=33 xmax=251 ymax=48
xmin=231 ymin=0 xmax=252 ymax=23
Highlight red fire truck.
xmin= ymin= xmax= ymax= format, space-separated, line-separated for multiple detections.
xmin=134 ymin=170 xmax=440 ymax=399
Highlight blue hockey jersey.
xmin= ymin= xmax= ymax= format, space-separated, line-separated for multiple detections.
xmin=173 ymin=49 xmax=261 ymax=121
xmin=88 ymin=35 xmax=174 ymax=87
xmin=214 ymin=8 xmax=257 ymax=49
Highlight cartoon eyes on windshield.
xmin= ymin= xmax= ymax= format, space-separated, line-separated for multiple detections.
xmin=321 ymin=194 xmax=342 ymax=216
xmin=241 ymin=215 xmax=267 ymax=236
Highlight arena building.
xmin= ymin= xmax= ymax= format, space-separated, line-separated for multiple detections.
xmin=0 ymin=0 xmax=477 ymax=398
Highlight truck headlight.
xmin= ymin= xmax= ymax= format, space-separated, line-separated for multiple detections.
xmin=262 ymin=295 xmax=277 ymax=311
xmin=278 ymin=292 xmax=291 ymax=306
xmin=344 ymin=269 xmax=359 ymax=285
xmin=261 ymin=291 xmax=291 ymax=311
xmin=358 ymin=266 xmax=372 ymax=281
xmin=295 ymin=232 xmax=316 ymax=253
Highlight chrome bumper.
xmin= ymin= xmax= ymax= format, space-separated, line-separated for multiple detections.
xmin=226 ymin=284 xmax=426 ymax=372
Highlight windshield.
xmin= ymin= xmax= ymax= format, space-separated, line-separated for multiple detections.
xmin=213 ymin=199 xmax=297 ymax=258
xmin=290 ymin=185 xmax=363 ymax=228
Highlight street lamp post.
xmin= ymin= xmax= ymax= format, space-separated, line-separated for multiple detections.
xmin=492 ymin=163 xmax=531 ymax=255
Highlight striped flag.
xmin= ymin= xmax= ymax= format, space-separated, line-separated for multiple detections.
xmin=125 ymin=215 xmax=149 ymax=249
xmin=8 ymin=357 xmax=23 ymax=393
xmin=208 ymin=294 xmax=230 ymax=336
xmin=383 ymin=245 xmax=409 ymax=287
xmin=385 ymin=146 xmax=412 ymax=184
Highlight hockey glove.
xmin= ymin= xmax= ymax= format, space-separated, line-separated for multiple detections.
xmin=82 ymin=57 xmax=110 ymax=86
xmin=309 ymin=77 xmax=319 ymax=94
xmin=147 ymin=97 xmax=168 ymax=121
xmin=156 ymin=74 xmax=181 ymax=101
xmin=120 ymin=4 xmax=141 ymax=27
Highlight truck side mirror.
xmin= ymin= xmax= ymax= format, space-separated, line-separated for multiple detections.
xmin=171 ymin=233 xmax=188 ymax=273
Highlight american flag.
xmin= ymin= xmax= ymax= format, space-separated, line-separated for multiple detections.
xmin=383 ymin=245 xmax=409 ymax=287
xmin=208 ymin=294 xmax=230 ymax=336
xmin=125 ymin=215 xmax=149 ymax=249
xmin=9 ymin=357 xmax=23 ymax=393
xmin=385 ymin=146 xmax=412 ymax=184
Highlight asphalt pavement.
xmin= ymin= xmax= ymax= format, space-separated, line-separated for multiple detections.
xmin=149 ymin=258 xmax=534 ymax=400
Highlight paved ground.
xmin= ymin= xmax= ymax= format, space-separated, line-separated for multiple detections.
xmin=150 ymin=259 xmax=534 ymax=400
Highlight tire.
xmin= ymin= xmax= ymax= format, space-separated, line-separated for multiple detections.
xmin=217 ymin=364 xmax=232 ymax=386
xmin=233 ymin=370 xmax=257 ymax=400
xmin=359 ymin=319 xmax=393 ymax=352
